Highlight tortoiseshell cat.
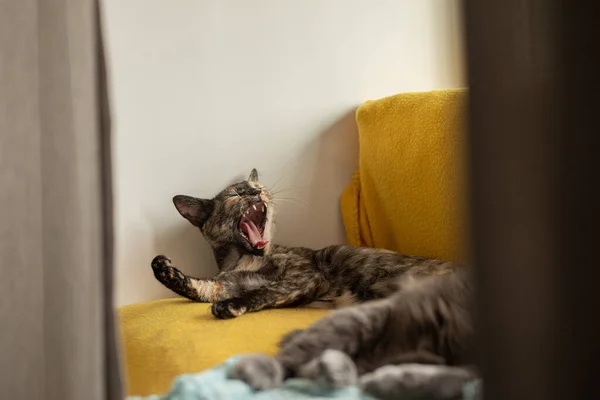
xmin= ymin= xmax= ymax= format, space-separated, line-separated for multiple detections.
xmin=151 ymin=169 xmax=458 ymax=319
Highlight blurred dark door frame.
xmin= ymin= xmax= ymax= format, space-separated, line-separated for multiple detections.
xmin=464 ymin=0 xmax=599 ymax=398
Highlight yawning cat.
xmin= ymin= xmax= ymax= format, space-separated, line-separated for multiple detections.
xmin=151 ymin=169 xmax=458 ymax=319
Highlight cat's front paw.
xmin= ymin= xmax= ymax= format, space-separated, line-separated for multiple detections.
xmin=211 ymin=298 xmax=247 ymax=319
xmin=151 ymin=255 xmax=186 ymax=285
xmin=360 ymin=364 xmax=473 ymax=400
xmin=151 ymin=254 xmax=172 ymax=270
xmin=228 ymin=354 xmax=284 ymax=390
xmin=297 ymin=349 xmax=357 ymax=388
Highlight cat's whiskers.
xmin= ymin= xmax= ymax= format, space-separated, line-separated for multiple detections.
xmin=271 ymin=187 xmax=303 ymax=197
xmin=272 ymin=198 xmax=308 ymax=209
xmin=269 ymin=169 xmax=294 ymax=192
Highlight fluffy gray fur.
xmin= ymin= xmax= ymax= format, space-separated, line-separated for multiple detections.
xmin=230 ymin=270 xmax=476 ymax=399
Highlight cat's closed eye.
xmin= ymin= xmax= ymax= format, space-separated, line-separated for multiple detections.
xmin=238 ymin=188 xmax=261 ymax=197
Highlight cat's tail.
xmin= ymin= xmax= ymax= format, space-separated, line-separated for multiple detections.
xmin=151 ymin=255 xmax=228 ymax=302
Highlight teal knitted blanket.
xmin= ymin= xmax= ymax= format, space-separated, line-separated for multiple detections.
xmin=128 ymin=357 xmax=481 ymax=400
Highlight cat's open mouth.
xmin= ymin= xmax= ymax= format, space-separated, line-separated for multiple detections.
xmin=239 ymin=202 xmax=268 ymax=249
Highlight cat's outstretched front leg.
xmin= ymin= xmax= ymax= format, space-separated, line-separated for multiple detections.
xmin=211 ymin=277 xmax=326 ymax=319
xmin=210 ymin=285 xmax=302 ymax=319
xmin=151 ymin=255 xmax=229 ymax=302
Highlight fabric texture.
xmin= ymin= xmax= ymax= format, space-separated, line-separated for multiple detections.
xmin=341 ymin=89 xmax=468 ymax=262
xmin=120 ymin=299 xmax=329 ymax=396
xmin=127 ymin=356 xmax=482 ymax=400
xmin=0 ymin=0 xmax=122 ymax=399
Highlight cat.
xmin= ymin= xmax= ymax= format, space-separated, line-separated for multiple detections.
xmin=151 ymin=169 xmax=459 ymax=319
xmin=230 ymin=270 xmax=477 ymax=400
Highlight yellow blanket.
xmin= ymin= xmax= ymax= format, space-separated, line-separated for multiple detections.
xmin=120 ymin=299 xmax=328 ymax=395
xmin=341 ymin=89 xmax=468 ymax=261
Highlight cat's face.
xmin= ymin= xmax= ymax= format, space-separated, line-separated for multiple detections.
xmin=172 ymin=169 xmax=275 ymax=256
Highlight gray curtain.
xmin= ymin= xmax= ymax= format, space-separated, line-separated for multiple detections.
xmin=0 ymin=0 xmax=122 ymax=398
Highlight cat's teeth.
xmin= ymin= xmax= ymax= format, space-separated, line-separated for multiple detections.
xmin=264 ymin=203 xmax=267 ymax=209
xmin=261 ymin=205 xmax=265 ymax=212
xmin=253 ymin=205 xmax=257 ymax=210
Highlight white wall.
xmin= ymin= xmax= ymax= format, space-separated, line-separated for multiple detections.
xmin=103 ymin=0 xmax=465 ymax=306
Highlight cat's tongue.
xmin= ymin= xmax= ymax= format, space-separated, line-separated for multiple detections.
xmin=241 ymin=220 xmax=268 ymax=249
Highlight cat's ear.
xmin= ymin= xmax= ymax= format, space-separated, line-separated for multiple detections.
xmin=248 ymin=168 xmax=259 ymax=183
xmin=172 ymin=195 xmax=214 ymax=228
